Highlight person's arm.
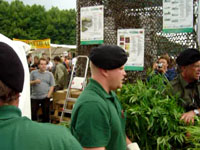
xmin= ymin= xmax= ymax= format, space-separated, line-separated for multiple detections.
xmin=83 ymin=147 xmax=105 ymax=150
xmin=56 ymin=65 xmax=64 ymax=83
xmin=30 ymin=79 xmax=41 ymax=85
xmin=47 ymin=86 xmax=54 ymax=98
xmin=180 ymin=108 xmax=200 ymax=124
xmin=126 ymin=136 xmax=132 ymax=145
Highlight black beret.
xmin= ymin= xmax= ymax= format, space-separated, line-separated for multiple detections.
xmin=176 ymin=48 xmax=200 ymax=66
xmin=0 ymin=42 xmax=24 ymax=92
xmin=89 ymin=45 xmax=128 ymax=70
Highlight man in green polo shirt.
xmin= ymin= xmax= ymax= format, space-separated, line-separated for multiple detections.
xmin=170 ymin=48 xmax=200 ymax=124
xmin=70 ymin=45 xmax=140 ymax=150
xmin=0 ymin=42 xmax=82 ymax=150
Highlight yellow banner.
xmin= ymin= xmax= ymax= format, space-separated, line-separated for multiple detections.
xmin=13 ymin=38 xmax=51 ymax=49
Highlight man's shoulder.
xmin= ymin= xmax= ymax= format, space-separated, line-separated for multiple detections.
xmin=170 ymin=76 xmax=183 ymax=94
xmin=44 ymin=71 xmax=53 ymax=76
xmin=78 ymin=87 xmax=103 ymax=101
xmin=57 ymin=63 xmax=65 ymax=68
xmin=74 ymin=88 xmax=107 ymax=110
xmin=30 ymin=70 xmax=39 ymax=74
xmin=170 ymin=76 xmax=180 ymax=86
xmin=17 ymin=117 xmax=82 ymax=149
xmin=21 ymin=117 xmax=72 ymax=139
xmin=56 ymin=63 xmax=66 ymax=71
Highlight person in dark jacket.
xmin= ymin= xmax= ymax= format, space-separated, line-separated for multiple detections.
xmin=170 ymin=48 xmax=200 ymax=124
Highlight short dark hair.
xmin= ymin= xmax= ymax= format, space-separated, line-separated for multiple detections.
xmin=47 ymin=57 xmax=50 ymax=61
xmin=39 ymin=58 xmax=47 ymax=64
xmin=26 ymin=54 xmax=32 ymax=59
xmin=54 ymin=56 xmax=61 ymax=62
xmin=0 ymin=80 xmax=18 ymax=103
xmin=34 ymin=56 xmax=39 ymax=60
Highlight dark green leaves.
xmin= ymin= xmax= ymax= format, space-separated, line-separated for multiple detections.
xmin=118 ymin=74 xmax=187 ymax=150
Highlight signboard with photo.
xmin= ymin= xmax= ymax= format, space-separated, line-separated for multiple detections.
xmin=80 ymin=5 xmax=104 ymax=45
xmin=117 ymin=29 xmax=145 ymax=71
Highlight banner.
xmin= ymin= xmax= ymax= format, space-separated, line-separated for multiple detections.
xmin=117 ymin=29 xmax=145 ymax=71
xmin=13 ymin=38 xmax=51 ymax=49
xmin=80 ymin=5 xmax=104 ymax=45
xmin=163 ymin=0 xmax=193 ymax=33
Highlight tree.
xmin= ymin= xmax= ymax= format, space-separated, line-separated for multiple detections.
xmin=0 ymin=0 xmax=76 ymax=44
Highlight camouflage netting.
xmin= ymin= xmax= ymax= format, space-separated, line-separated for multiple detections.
xmin=76 ymin=0 xmax=198 ymax=83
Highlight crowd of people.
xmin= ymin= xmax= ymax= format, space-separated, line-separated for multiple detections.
xmin=0 ymin=41 xmax=200 ymax=150
xmin=0 ymin=42 xmax=82 ymax=150
xmin=27 ymin=52 xmax=74 ymax=122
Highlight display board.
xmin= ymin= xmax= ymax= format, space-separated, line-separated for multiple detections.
xmin=118 ymin=29 xmax=145 ymax=71
xmin=80 ymin=5 xmax=104 ymax=45
xmin=163 ymin=0 xmax=193 ymax=33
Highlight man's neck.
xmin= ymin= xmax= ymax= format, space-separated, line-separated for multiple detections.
xmin=92 ymin=76 xmax=110 ymax=93
xmin=0 ymin=99 xmax=19 ymax=107
xmin=39 ymin=69 xmax=45 ymax=73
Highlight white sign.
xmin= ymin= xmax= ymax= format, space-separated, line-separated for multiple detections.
xmin=71 ymin=77 xmax=85 ymax=90
xmin=163 ymin=0 xmax=193 ymax=33
xmin=117 ymin=29 xmax=145 ymax=71
xmin=198 ymin=0 xmax=200 ymax=47
xmin=80 ymin=5 xmax=104 ymax=45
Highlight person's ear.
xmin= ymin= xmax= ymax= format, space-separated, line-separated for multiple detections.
xmin=99 ymin=68 xmax=109 ymax=77
xmin=13 ymin=93 xmax=20 ymax=107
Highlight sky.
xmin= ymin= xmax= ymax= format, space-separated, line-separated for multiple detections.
xmin=5 ymin=0 xmax=76 ymax=10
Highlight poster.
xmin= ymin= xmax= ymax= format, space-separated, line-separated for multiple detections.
xmin=198 ymin=0 xmax=200 ymax=47
xmin=117 ymin=29 xmax=145 ymax=71
xmin=80 ymin=5 xmax=104 ymax=45
xmin=163 ymin=0 xmax=193 ymax=33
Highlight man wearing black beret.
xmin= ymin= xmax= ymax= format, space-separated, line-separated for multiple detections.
xmin=0 ymin=42 xmax=82 ymax=150
xmin=171 ymin=48 xmax=200 ymax=124
xmin=70 ymin=45 xmax=140 ymax=150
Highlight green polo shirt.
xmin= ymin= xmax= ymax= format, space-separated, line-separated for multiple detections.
xmin=170 ymin=74 xmax=200 ymax=111
xmin=70 ymin=78 xmax=127 ymax=150
xmin=0 ymin=105 xmax=82 ymax=150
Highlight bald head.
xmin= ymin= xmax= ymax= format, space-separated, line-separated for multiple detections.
xmin=90 ymin=61 xmax=100 ymax=76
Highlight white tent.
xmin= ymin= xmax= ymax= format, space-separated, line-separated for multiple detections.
xmin=50 ymin=43 xmax=76 ymax=49
xmin=13 ymin=40 xmax=31 ymax=54
xmin=30 ymin=44 xmax=77 ymax=59
xmin=0 ymin=33 xmax=31 ymax=119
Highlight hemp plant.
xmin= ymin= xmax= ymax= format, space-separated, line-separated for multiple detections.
xmin=118 ymin=73 xmax=189 ymax=150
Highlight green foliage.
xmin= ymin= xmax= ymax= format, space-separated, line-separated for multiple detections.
xmin=118 ymin=74 xmax=188 ymax=150
xmin=0 ymin=0 xmax=76 ymax=44
xmin=183 ymin=119 xmax=200 ymax=150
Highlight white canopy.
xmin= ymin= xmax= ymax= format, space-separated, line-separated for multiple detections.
xmin=13 ymin=40 xmax=31 ymax=54
xmin=0 ymin=33 xmax=31 ymax=119
xmin=50 ymin=43 xmax=76 ymax=49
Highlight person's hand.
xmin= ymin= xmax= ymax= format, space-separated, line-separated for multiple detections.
xmin=180 ymin=110 xmax=196 ymax=124
xmin=46 ymin=95 xmax=51 ymax=99
xmin=153 ymin=62 xmax=158 ymax=70
xmin=34 ymin=79 xmax=41 ymax=84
